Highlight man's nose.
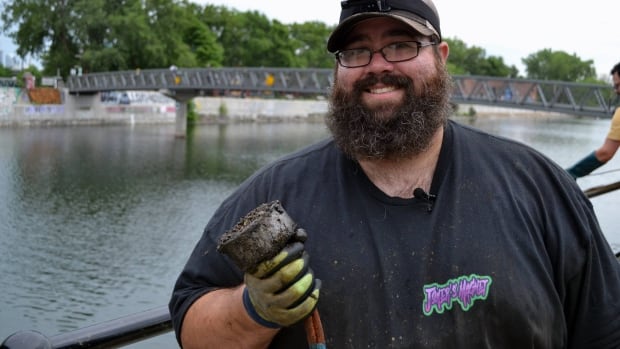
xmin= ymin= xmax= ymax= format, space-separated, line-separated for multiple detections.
xmin=366 ymin=51 xmax=394 ymax=71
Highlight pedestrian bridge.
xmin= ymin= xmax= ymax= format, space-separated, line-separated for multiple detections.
xmin=66 ymin=67 xmax=618 ymax=119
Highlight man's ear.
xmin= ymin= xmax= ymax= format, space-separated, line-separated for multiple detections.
xmin=438 ymin=41 xmax=449 ymax=63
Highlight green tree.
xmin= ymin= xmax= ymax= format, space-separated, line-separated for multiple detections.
xmin=0 ymin=64 xmax=41 ymax=87
xmin=0 ymin=64 xmax=16 ymax=77
xmin=201 ymin=6 xmax=332 ymax=68
xmin=1 ymin=0 xmax=80 ymax=76
xmin=208 ymin=9 xmax=294 ymax=67
xmin=289 ymin=21 xmax=335 ymax=68
xmin=444 ymin=37 xmax=518 ymax=77
xmin=74 ymin=0 xmax=133 ymax=72
xmin=261 ymin=19 xmax=297 ymax=67
xmin=143 ymin=0 xmax=198 ymax=68
xmin=200 ymin=6 xmax=249 ymax=66
xmin=182 ymin=17 xmax=224 ymax=67
xmin=1 ymin=0 xmax=225 ymax=76
xmin=443 ymin=38 xmax=469 ymax=75
xmin=522 ymin=49 xmax=596 ymax=82
xmin=16 ymin=65 xmax=43 ymax=87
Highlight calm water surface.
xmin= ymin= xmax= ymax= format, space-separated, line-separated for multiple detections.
xmin=1 ymin=115 xmax=619 ymax=348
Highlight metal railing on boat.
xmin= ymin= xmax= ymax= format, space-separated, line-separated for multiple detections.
xmin=4 ymin=251 xmax=620 ymax=348
xmin=0 ymin=306 xmax=172 ymax=349
xmin=583 ymin=180 xmax=620 ymax=199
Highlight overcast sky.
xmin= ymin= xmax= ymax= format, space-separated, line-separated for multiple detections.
xmin=2 ymin=0 xmax=618 ymax=78
xmin=197 ymin=0 xmax=619 ymax=79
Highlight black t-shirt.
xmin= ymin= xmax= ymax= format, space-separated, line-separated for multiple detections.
xmin=170 ymin=120 xmax=620 ymax=348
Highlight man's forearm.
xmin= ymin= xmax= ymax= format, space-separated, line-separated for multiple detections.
xmin=180 ymin=286 xmax=279 ymax=349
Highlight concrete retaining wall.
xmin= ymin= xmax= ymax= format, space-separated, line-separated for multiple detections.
xmin=456 ymin=104 xmax=571 ymax=118
xmin=0 ymin=87 xmax=569 ymax=127
xmin=0 ymin=87 xmax=21 ymax=118
xmin=0 ymin=88 xmax=178 ymax=127
xmin=0 ymin=88 xmax=329 ymax=126
xmin=194 ymin=96 xmax=328 ymax=120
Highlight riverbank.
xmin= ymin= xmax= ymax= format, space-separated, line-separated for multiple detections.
xmin=0 ymin=88 xmax=330 ymax=127
xmin=0 ymin=87 xmax=573 ymax=127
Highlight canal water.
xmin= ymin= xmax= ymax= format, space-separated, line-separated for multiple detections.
xmin=1 ymin=115 xmax=619 ymax=348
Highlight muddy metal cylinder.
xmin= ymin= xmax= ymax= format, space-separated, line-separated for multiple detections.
xmin=217 ymin=200 xmax=297 ymax=272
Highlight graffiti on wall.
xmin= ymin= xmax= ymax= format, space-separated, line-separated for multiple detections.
xmin=24 ymin=105 xmax=66 ymax=115
xmin=0 ymin=87 xmax=19 ymax=116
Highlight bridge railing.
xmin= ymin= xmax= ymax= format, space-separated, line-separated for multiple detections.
xmin=0 ymin=77 xmax=18 ymax=87
xmin=451 ymin=75 xmax=617 ymax=118
xmin=67 ymin=67 xmax=334 ymax=96
xmin=65 ymin=68 xmax=617 ymax=118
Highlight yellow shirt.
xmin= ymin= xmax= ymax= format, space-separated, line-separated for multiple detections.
xmin=607 ymin=107 xmax=620 ymax=141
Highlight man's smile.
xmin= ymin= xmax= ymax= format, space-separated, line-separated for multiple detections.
xmin=368 ymin=86 xmax=398 ymax=94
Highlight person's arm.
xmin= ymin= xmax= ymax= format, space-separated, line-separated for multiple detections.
xmin=594 ymin=138 xmax=620 ymax=162
xmin=180 ymin=285 xmax=279 ymax=349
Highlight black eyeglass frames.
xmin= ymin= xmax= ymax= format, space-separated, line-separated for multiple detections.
xmin=335 ymin=41 xmax=436 ymax=68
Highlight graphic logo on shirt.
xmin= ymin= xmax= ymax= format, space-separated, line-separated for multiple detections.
xmin=422 ymin=274 xmax=492 ymax=315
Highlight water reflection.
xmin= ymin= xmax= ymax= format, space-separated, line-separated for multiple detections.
xmin=0 ymin=122 xmax=329 ymax=348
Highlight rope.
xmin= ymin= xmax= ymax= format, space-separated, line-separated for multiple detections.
xmin=304 ymin=309 xmax=326 ymax=348
xmin=582 ymin=167 xmax=620 ymax=177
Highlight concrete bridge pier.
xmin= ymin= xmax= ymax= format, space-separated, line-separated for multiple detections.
xmin=160 ymin=90 xmax=195 ymax=138
xmin=174 ymin=100 xmax=188 ymax=138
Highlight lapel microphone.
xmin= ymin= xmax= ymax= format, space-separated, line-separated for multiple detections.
xmin=413 ymin=188 xmax=436 ymax=212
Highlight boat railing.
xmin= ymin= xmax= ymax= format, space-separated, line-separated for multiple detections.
xmin=3 ymin=256 xmax=620 ymax=348
xmin=0 ymin=306 xmax=172 ymax=349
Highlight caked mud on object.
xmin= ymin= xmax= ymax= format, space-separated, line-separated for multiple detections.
xmin=217 ymin=200 xmax=297 ymax=272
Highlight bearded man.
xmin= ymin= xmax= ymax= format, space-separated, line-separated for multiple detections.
xmin=170 ymin=1 xmax=620 ymax=348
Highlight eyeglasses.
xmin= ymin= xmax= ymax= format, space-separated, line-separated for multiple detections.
xmin=335 ymin=41 xmax=437 ymax=68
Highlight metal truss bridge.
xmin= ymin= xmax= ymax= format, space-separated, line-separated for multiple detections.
xmin=66 ymin=67 xmax=618 ymax=118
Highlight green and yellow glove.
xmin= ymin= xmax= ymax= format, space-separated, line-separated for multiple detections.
xmin=243 ymin=241 xmax=321 ymax=328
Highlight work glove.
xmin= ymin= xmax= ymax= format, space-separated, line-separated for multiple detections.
xmin=243 ymin=231 xmax=321 ymax=328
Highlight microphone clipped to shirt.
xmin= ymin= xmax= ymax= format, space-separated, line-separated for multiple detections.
xmin=413 ymin=188 xmax=436 ymax=212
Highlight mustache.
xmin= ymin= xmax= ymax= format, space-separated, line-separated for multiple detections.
xmin=353 ymin=73 xmax=413 ymax=92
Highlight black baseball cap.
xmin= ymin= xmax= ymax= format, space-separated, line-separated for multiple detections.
xmin=327 ymin=0 xmax=441 ymax=53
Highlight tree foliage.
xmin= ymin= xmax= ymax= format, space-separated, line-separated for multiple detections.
xmin=0 ymin=0 xmax=601 ymax=82
xmin=0 ymin=64 xmax=42 ymax=87
xmin=444 ymin=37 xmax=518 ymax=78
xmin=522 ymin=49 xmax=596 ymax=82
xmin=289 ymin=22 xmax=335 ymax=68
xmin=0 ymin=64 xmax=16 ymax=77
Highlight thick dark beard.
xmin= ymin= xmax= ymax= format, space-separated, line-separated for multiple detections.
xmin=326 ymin=64 xmax=453 ymax=160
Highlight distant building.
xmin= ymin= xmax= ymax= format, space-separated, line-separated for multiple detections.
xmin=2 ymin=53 xmax=22 ymax=70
